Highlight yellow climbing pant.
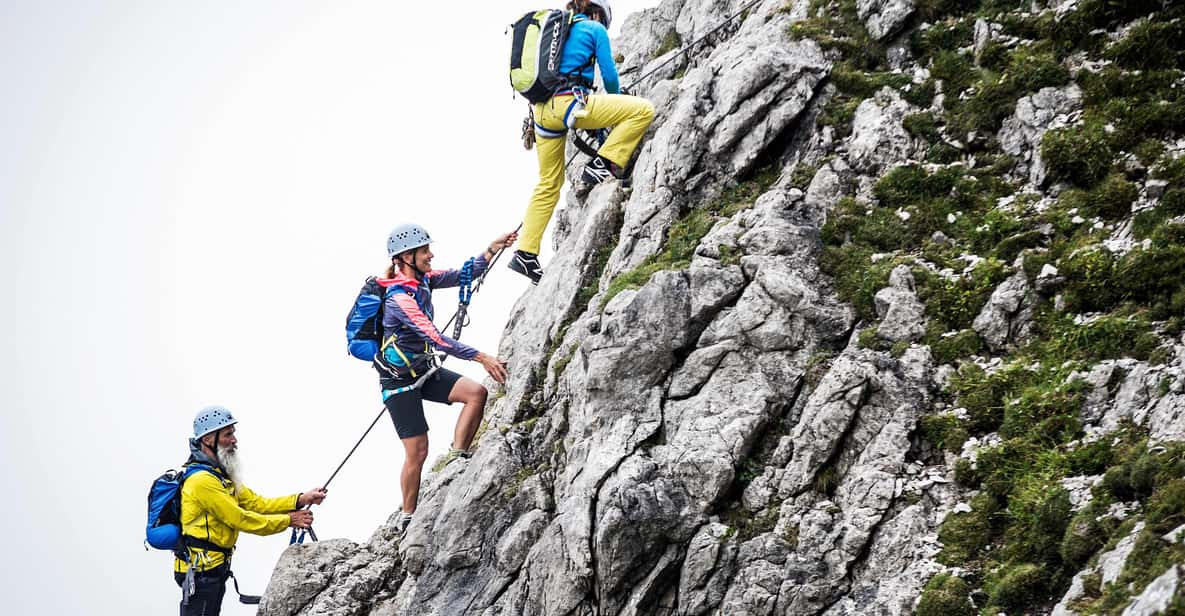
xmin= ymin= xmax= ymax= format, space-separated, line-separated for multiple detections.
xmin=520 ymin=93 xmax=655 ymax=255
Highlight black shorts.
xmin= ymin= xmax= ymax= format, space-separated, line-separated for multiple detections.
xmin=379 ymin=367 xmax=463 ymax=439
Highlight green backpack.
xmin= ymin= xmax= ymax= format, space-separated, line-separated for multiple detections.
xmin=509 ymin=9 xmax=583 ymax=103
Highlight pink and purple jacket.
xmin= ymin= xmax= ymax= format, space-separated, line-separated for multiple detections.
xmin=377 ymin=255 xmax=488 ymax=364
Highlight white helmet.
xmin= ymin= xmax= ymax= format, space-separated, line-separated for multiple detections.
xmin=587 ymin=0 xmax=612 ymax=28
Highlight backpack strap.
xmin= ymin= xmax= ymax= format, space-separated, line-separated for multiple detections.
xmin=174 ymin=464 xmax=236 ymax=561
xmin=182 ymin=535 xmax=234 ymax=555
xmin=566 ymin=12 xmax=597 ymax=87
xmin=181 ymin=463 xmax=226 ymax=486
xmin=377 ymin=284 xmax=437 ymax=378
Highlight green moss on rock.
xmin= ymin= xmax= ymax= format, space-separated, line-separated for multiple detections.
xmin=984 ymin=562 xmax=1046 ymax=611
xmin=903 ymin=111 xmax=941 ymax=142
xmin=1041 ymin=121 xmax=1114 ymax=187
xmin=938 ymin=491 xmax=1003 ymax=564
xmin=920 ymin=412 xmax=970 ymax=453
xmin=928 ymin=328 xmax=984 ymax=365
xmin=915 ymin=572 xmax=975 ymax=616
xmin=1056 ymin=174 xmax=1138 ymax=221
xmin=1061 ymin=500 xmax=1117 ymax=569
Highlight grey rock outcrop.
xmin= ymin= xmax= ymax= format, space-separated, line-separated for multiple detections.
xmin=874 ymin=265 xmax=926 ymax=342
xmin=856 ymin=0 xmax=915 ymax=40
xmin=258 ymin=1 xmax=1185 ymax=615
xmin=971 ymin=270 xmax=1035 ymax=352
xmin=1075 ymin=359 xmax=1185 ymax=443
xmin=998 ymin=85 xmax=1082 ymax=186
xmin=848 ymin=87 xmax=914 ymax=174
xmin=1122 ymin=565 xmax=1181 ymax=616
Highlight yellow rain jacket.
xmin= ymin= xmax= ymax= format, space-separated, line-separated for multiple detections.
xmin=173 ymin=467 xmax=299 ymax=573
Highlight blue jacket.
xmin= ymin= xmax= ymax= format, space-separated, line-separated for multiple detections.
xmin=560 ymin=16 xmax=619 ymax=94
xmin=377 ymin=255 xmax=488 ymax=367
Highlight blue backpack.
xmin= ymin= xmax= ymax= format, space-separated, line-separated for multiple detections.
xmin=345 ymin=277 xmax=389 ymax=361
xmin=145 ymin=464 xmax=215 ymax=554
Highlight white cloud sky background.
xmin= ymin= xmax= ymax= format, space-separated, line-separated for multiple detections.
xmin=0 ymin=1 xmax=658 ymax=613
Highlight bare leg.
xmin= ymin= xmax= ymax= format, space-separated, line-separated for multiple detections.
xmin=399 ymin=434 xmax=429 ymax=513
xmin=449 ymin=377 xmax=488 ymax=451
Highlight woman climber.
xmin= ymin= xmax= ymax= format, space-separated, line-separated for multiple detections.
xmin=509 ymin=0 xmax=655 ymax=285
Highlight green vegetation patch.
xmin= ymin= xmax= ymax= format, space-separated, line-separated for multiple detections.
xmin=915 ymin=572 xmax=976 ymax=616
xmin=1106 ymin=18 xmax=1185 ymax=71
xmin=903 ymin=111 xmax=940 ymax=142
xmin=655 ymin=29 xmax=682 ymax=57
xmin=1078 ymin=67 xmax=1185 ymax=154
xmin=947 ymin=44 xmax=1071 ymax=136
xmin=1073 ymin=445 xmax=1185 ymax=613
xmin=938 ymin=490 xmax=1004 ymax=564
xmin=920 ymin=412 xmax=970 ymax=452
xmin=927 ymin=328 xmax=984 ymax=365
xmin=984 ymin=562 xmax=1047 ymax=612
xmin=790 ymin=0 xmax=883 ymax=70
xmin=913 ymin=260 xmax=1009 ymax=331
xmin=601 ymin=167 xmax=778 ymax=308
xmin=1041 ymin=120 xmax=1115 ymax=187
xmin=1055 ymin=174 xmax=1138 ymax=221
xmin=1059 ymin=244 xmax=1185 ymax=320
xmin=720 ymin=502 xmax=782 ymax=543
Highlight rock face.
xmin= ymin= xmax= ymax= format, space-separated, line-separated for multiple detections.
xmin=856 ymin=0 xmax=914 ymax=40
xmin=848 ymin=88 xmax=914 ymax=174
xmin=971 ymin=270 xmax=1035 ymax=352
xmin=998 ymin=85 xmax=1082 ymax=185
xmin=260 ymin=1 xmax=1185 ymax=615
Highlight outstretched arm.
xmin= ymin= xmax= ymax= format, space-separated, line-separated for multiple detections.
xmin=188 ymin=473 xmax=294 ymax=537
xmin=426 ymin=230 xmax=519 ymax=288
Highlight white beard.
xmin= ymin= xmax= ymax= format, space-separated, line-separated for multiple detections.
xmin=218 ymin=444 xmax=245 ymax=484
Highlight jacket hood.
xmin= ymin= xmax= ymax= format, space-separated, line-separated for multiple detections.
xmin=377 ymin=269 xmax=422 ymax=290
xmin=186 ymin=438 xmax=227 ymax=476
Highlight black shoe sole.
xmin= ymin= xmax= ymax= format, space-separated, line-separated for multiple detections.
xmin=508 ymin=259 xmax=542 ymax=285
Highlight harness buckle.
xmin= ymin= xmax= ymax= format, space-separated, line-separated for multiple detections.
xmin=565 ymin=86 xmax=590 ymax=130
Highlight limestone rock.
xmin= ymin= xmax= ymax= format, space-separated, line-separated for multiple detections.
xmin=1122 ymin=565 xmax=1180 ymax=616
xmin=874 ymin=264 xmax=927 ymax=343
xmin=257 ymin=1 xmax=1185 ymax=615
xmin=972 ymin=270 xmax=1036 ymax=352
xmin=849 ymin=87 xmax=915 ymax=174
xmin=998 ymin=85 xmax=1083 ymax=186
xmin=857 ymin=0 xmax=915 ymax=40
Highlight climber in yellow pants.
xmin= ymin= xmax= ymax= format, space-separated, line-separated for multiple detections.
xmin=509 ymin=92 xmax=655 ymax=284
xmin=508 ymin=0 xmax=655 ymax=285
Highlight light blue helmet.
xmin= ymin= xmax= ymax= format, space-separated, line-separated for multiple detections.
xmin=193 ymin=405 xmax=237 ymax=439
xmin=387 ymin=223 xmax=432 ymax=258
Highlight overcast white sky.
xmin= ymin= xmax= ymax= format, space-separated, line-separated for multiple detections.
xmin=0 ymin=1 xmax=657 ymax=614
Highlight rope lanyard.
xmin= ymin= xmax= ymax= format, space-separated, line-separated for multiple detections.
xmin=292 ymin=225 xmax=522 ymax=544
xmin=621 ymin=0 xmax=763 ymax=93
xmin=453 ymin=258 xmax=475 ymax=340
xmin=561 ymin=0 xmax=763 ymax=172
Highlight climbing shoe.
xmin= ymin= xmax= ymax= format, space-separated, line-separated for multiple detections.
xmin=396 ymin=511 xmax=413 ymax=537
xmin=581 ymin=155 xmax=623 ymax=185
xmin=509 ymin=250 xmax=544 ymax=285
xmin=438 ymin=447 xmax=472 ymax=470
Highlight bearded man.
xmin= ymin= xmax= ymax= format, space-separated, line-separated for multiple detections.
xmin=174 ymin=405 xmax=327 ymax=616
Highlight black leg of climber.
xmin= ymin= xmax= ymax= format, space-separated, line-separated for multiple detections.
xmin=508 ymin=0 xmax=655 ymax=285
xmin=371 ymin=224 xmax=512 ymax=532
